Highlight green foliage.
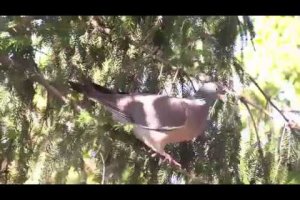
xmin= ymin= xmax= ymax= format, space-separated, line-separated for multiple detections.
xmin=237 ymin=16 xmax=300 ymax=184
xmin=1 ymin=15 xmax=287 ymax=184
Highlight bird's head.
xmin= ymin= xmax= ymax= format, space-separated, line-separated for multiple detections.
xmin=195 ymin=82 xmax=227 ymax=103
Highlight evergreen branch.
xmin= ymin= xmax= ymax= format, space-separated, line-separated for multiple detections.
xmin=140 ymin=16 xmax=163 ymax=46
xmin=106 ymin=20 xmax=198 ymax=94
xmin=248 ymin=76 xmax=289 ymax=122
xmin=99 ymin=151 xmax=106 ymax=184
xmin=148 ymin=48 xmax=197 ymax=93
xmin=0 ymin=55 xmax=82 ymax=113
xmin=32 ymin=74 xmax=69 ymax=103
xmin=239 ymin=96 xmax=300 ymax=131
xmin=241 ymin=99 xmax=268 ymax=182
xmin=233 ymin=61 xmax=290 ymax=123
xmin=125 ymin=35 xmax=198 ymax=93
xmin=110 ymin=130 xmax=195 ymax=179
xmin=277 ymin=124 xmax=287 ymax=160
xmin=233 ymin=61 xmax=300 ymax=133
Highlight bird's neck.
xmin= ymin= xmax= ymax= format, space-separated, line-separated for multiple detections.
xmin=190 ymin=95 xmax=217 ymax=106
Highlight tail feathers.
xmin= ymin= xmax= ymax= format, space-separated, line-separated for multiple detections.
xmin=69 ymin=81 xmax=86 ymax=93
xmin=91 ymin=82 xmax=114 ymax=94
xmin=69 ymin=81 xmax=110 ymax=94
xmin=69 ymin=80 xmax=128 ymax=95
xmin=91 ymin=83 xmax=128 ymax=94
xmin=69 ymin=80 xmax=133 ymax=124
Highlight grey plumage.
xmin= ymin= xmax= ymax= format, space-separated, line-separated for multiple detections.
xmin=69 ymin=80 xmax=226 ymax=167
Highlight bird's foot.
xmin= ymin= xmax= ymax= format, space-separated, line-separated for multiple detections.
xmin=161 ymin=153 xmax=181 ymax=168
xmin=152 ymin=152 xmax=181 ymax=168
xmin=147 ymin=149 xmax=181 ymax=168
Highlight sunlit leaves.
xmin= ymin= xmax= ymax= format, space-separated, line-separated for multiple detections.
xmin=243 ymin=17 xmax=300 ymax=99
xmin=76 ymin=110 xmax=94 ymax=128
xmin=238 ymin=16 xmax=300 ymax=184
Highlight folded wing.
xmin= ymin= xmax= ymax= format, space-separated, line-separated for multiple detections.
xmin=69 ymin=81 xmax=189 ymax=131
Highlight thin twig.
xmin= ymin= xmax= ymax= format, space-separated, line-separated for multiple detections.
xmin=239 ymin=96 xmax=272 ymax=118
xmin=234 ymin=61 xmax=290 ymax=123
xmin=238 ymin=96 xmax=300 ymax=132
xmin=172 ymin=68 xmax=180 ymax=84
xmin=158 ymin=64 xmax=164 ymax=80
xmin=234 ymin=62 xmax=300 ymax=133
xmin=99 ymin=152 xmax=106 ymax=184
xmin=249 ymin=76 xmax=289 ymax=122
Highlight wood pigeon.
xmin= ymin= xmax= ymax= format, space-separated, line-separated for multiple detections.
xmin=69 ymin=80 xmax=226 ymax=167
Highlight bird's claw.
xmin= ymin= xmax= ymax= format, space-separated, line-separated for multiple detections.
xmin=162 ymin=154 xmax=181 ymax=168
xmin=147 ymin=148 xmax=181 ymax=168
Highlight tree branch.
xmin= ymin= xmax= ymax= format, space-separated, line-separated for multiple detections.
xmin=98 ymin=151 xmax=106 ymax=184
xmin=238 ymin=95 xmax=300 ymax=132
xmin=172 ymin=68 xmax=180 ymax=84
xmin=241 ymin=100 xmax=268 ymax=181
xmin=233 ymin=61 xmax=300 ymax=133
xmin=239 ymin=96 xmax=272 ymax=118
xmin=249 ymin=76 xmax=289 ymax=122
xmin=0 ymin=55 xmax=82 ymax=112
xmin=32 ymin=74 xmax=69 ymax=104
xmin=233 ymin=61 xmax=290 ymax=123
